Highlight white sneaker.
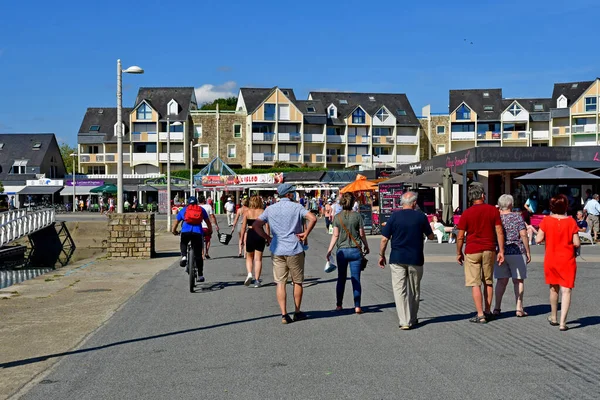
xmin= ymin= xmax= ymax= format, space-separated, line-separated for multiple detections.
xmin=244 ymin=274 xmax=253 ymax=286
xmin=179 ymin=256 xmax=187 ymax=267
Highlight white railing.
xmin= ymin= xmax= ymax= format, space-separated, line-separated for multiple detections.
xmin=396 ymin=135 xmax=418 ymax=144
xmin=303 ymin=154 xmax=326 ymax=163
xmin=252 ymin=153 xmax=275 ymax=162
xmin=451 ymin=132 xmax=475 ymax=140
xmin=502 ymin=131 xmax=528 ymax=140
xmin=158 ymin=153 xmax=185 ymax=162
xmin=278 ymin=153 xmax=301 ymax=162
xmin=374 ymin=155 xmax=395 ymax=163
xmin=304 ymin=134 xmax=324 ymax=142
xmin=553 ymin=127 xmax=571 ymax=135
xmin=532 ymin=130 xmax=549 ymax=139
xmin=396 ymin=155 xmax=419 ymax=163
xmin=131 ymin=132 xmax=158 ymax=141
xmin=326 ymin=155 xmax=346 ymax=163
xmin=0 ymin=208 xmax=55 ymax=247
xmin=252 ymin=132 xmax=275 ymax=142
xmin=571 ymin=124 xmax=597 ymax=134
xmin=572 ymin=137 xmax=598 ymax=146
xmin=132 ymin=153 xmax=158 ymax=162
xmin=327 ymin=135 xmax=346 ymax=143
xmin=278 ymin=133 xmax=301 ymax=141
xmin=159 ymin=132 xmax=184 ymax=141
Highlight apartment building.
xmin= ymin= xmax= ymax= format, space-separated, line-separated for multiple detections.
xmin=77 ymin=87 xmax=197 ymax=175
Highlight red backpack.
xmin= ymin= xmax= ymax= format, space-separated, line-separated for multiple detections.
xmin=184 ymin=205 xmax=204 ymax=225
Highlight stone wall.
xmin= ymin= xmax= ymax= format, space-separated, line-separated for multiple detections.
xmin=107 ymin=213 xmax=155 ymax=259
xmin=419 ymin=115 xmax=450 ymax=159
xmin=191 ymin=112 xmax=247 ymax=168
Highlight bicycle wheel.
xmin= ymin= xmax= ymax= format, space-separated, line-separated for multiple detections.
xmin=188 ymin=246 xmax=196 ymax=293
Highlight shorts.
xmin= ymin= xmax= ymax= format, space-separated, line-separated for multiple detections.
xmin=245 ymin=229 xmax=266 ymax=253
xmin=587 ymin=214 xmax=599 ymax=233
xmin=202 ymin=228 xmax=211 ymax=243
xmin=272 ymin=252 xmax=305 ymax=284
xmin=464 ymin=251 xmax=495 ymax=287
xmin=494 ymin=254 xmax=527 ymax=280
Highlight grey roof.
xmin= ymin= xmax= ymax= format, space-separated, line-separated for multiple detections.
xmin=551 ymin=108 xmax=570 ymax=118
xmin=304 ymin=116 xmax=327 ymax=125
xmin=530 ymin=112 xmax=551 ymax=122
xmin=0 ymin=133 xmax=63 ymax=181
xmin=284 ymin=171 xmax=326 ymax=182
xmin=504 ymin=98 xmax=553 ymax=113
xmin=296 ymin=99 xmax=326 ymax=125
xmin=327 ymin=117 xmax=346 ymax=126
xmin=551 ymin=80 xmax=596 ymax=107
xmin=78 ymin=107 xmax=132 ymax=143
xmin=516 ymin=164 xmax=600 ymax=181
xmin=321 ymin=170 xmax=376 ymax=183
xmin=449 ymin=89 xmax=503 ymax=121
xmin=135 ymin=87 xmax=195 ymax=121
xmin=309 ymin=92 xmax=419 ymax=126
xmin=239 ymin=87 xmax=297 ymax=113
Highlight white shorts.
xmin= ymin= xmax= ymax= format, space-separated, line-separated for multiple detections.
xmin=494 ymin=254 xmax=527 ymax=280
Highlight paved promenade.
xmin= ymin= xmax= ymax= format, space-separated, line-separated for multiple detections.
xmin=2 ymin=217 xmax=600 ymax=399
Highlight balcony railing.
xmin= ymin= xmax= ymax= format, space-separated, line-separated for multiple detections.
xmin=451 ymin=132 xmax=475 ymax=140
xmin=396 ymin=135 xmax=418 ymax=145
xmin=373 ymin=136 xmax=395 ymax=144
xmin=326 ymin=155 xmax=346 ymax=163
xmin=304 ymin=134 xmax=324 ymax=143
xmin=158 ymin=153 xmax=185 ymax=162
xmin=532 ymin=130 xmax=550 ymax=140
xmin=303 ymin=154 xmax=325 ymax=163
xmin=396 ymin=155 xmax=419 ymax=163
xmin=348 ymin=154 xmax=371 ymax=164
xmin=552 ymin=127 xmax=571 ymax=136
xmin=476 ymin=131 xmax=501 ymax=140
xmin=131 ymin=132 xmax=158 ymax=141
xmin=348 ymin=135 xmax=369 ymax=144
xmin=159 ymin=132 xmax=184 ymax=141
xmin=278 ymin=132 xmax=301 ymax=142
xmin=252 ymin=132 xmax=275 ymax=142
xmin=373 ymin=154 xmax=395 ymax=163
xmin=571 ymin=124 xmax=597 ymax=134
xmin=132 ymin=153 xmax=158 ymax=162
xmin=326 ymin=135 xmax=346 ymax=144
xmin=572 ymin=137 xmax=598 ymax=146
xmin=278 ymin=153 xmax=301 ymax=162
xmin=252 ymin=153 xmax=275 ymax=162
xmin=502 ymin=131 xmax=528 ymax=140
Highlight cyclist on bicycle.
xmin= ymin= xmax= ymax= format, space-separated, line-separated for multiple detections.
xmin=171 ymin=196 xmax=212 ymax=282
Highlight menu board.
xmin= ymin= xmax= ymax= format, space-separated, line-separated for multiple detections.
xmin=379 ymin=183 xmax=404 ymax=212
xmin=359 ymin=204 xmax=373 ymax=231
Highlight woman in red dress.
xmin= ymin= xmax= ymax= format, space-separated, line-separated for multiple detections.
xmin=536 ymin=194 xmax=580 ymax=331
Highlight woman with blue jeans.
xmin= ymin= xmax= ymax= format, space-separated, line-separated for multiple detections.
xmin=326 ymin=193 xmax=370 ymax=314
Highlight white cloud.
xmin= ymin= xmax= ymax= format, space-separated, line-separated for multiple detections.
xmin=195 ymin=81 xmax=237 ymax=104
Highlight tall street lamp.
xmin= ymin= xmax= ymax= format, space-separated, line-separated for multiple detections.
xmin=116 ymin=59 xmax=144 ymax=214
xmin=70 ymin=152 xmax=77 ymax=213
xmin=166 ymin=119 xmax=182 ymax=230
xmin=190 ymin=142 xmax=201 ymax=196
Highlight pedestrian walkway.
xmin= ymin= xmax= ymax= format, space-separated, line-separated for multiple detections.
xmin=1 ymin=218 xmax=600 ymax=399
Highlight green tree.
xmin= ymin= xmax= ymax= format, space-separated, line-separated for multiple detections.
xmin=200 ymin=97 xmax=237 ymax=111
xmin=60 ymin=143 xmax=79 ymax=174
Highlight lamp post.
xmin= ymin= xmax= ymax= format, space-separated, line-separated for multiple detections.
xmin=166 ymin=119 xmax=182 ymax=230
xmin=70 ymin=152 xmax=77 ymax=212
xmin=190 ymin=142 xmax=201 ymax=196
xmin=116 ymin=59 xmax=144 ymax=214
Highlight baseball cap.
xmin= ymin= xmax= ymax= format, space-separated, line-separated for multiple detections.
xmin=188 ymin=196 xmax=198 ymax=205
xmin=277 ymin=183 xmax=296 ymax=196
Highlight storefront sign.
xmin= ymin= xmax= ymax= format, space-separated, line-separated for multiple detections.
xmin=379 ymin=183 xmax=404 ymax=212
xmin=26 ymin=179 xmax=64 ymax=186
xmin=238 ymin=173 xmax=283 ymax=185
xmin=201 ymin=173 xmax=284 ymax=186
xmin=65 ymin=180 xmax=104 ymax=187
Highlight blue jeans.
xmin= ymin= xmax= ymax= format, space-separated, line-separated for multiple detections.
xmin=336 ymin=247 xmax=362 ymax=307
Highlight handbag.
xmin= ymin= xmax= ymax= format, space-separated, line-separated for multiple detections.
xmin=337 ymin=213 xmax=368 ymax=271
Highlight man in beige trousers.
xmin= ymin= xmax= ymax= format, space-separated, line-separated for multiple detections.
xmin=379 ymin=192 xmax=434 ymax=330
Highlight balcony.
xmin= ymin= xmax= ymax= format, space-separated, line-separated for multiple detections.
xmin=532 ymin=130 xmax=550 ymax=140
xmin=132 ymin=153 xmax=158 ymax=162
xmin=278 ymin=132 xmax=301 ymax=142
xmin=348 ymin=154 xmax=371 ymax=164
xmin=158 ymin=153 xmax=185 ymax=163
xmin=326 ymin=155 xmax=346 ymax=163
xmin=476 ymin=132 xmax=501 ymax=140
xmin=571 ymin=124 xmax=597 ymax=134
xmin=372 ymin=136 xmax=395 ymax=144
xmin=502 ymin=131 xmax=528 ymax=141
xmin=326 ymin=135 xmax=346 ymax=144
xmin=303 ymin=154 xmax=325 ymax=163
xmin=278 ymin=153 xmax=301 ymax=162
xmin=451 ymin=132 xmax=475 ymax=140
xmin=304 ymin=134 xmax=324 ymax=143
xmin=252 ymin=132 xmax=275 ymax=142
xmin=252 ymin=153 xmax=275 ymax=163
xmin=572 ymin=135 xmax=597 ymax=146
xmin=373 ymin=154 xmax=395 ymax=163
xmin=132 ymin=132 xmax=158 ymax=142
xmin=348 ymin=135 xmax=369 ymax=144
xmin=159 ymin=132 xmax=184 ymax=141
xmin=396 ymin=135 xmax=418 ymax=145
xmin=552 ymin=126 xmax=571 ymax=136
xmin=396 ymin=155 xmax=419 ymax=164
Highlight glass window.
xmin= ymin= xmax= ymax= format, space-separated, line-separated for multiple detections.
xmin=89 ymin=125 xmax=100 ymax=131
xmin=373 ymin=127 xmax=391 ymax=136
xmin=233 ymin=124 xmax=242 ymax=138
xmin=194 ymin=124 xmax=202 ymax=138
xmin=436 ymin=125 xmax=445 ymax=134
xmin=200 ymin=144 xmax=209 ymax=158
xmin=397 ymin=109 xmax=407 ymax=116
xmin=508 ymin=103 xmax=522 ymax=116
xmin=352 ymin=108 xmax=365 ymax=124
xmin=483 ymin=92 xmax=489 ymax=97
xmin=376 ymin=108 xmax=389 ymax=122
xmin=327 ymin=127 xmax=341 ymax=135
xmin=169 ymin=123 xmax=183 ymax=132
xmin=227 ymin=144 xmax=236 ymax=158
xmin=483 ymin=105 xmax=493 ymax=112
xmin=329 ymin=107 xmax=335 ymax=117
xmin=136 ymin=103 xmax=152 ymax=120
xmin=436 ymin=144 xmax=446 ymax=154
xmin=306 ymin=107 xmax=315 ymax=113
xmin=456 ymin=104 xmax=471 ymax=120
xmin=88 ymin=145 xmax=99 ymax=154
xmin=575 ymin=118 xmax=588 ymax=125
xmin=534 ymin=104 xmax=544 ymax=111
xmin=339 ymin=100 xmax=348 ymax=105
xmin=264 ymin=104 xmax=276 ymax=120
xmin=168 ymin=101 xmax=178 ymax=115
xmin=451 ymin=123 xmax=475 ymax=132
xmin=585 ymin=97 xmax=597 ymax=112
xmin=368 ymin=96 xmax=375 ymax=101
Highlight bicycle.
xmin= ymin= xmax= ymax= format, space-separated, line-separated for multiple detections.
xmin=174 ymin=231 xmax=203 ymax=293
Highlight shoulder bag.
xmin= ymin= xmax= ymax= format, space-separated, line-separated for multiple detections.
xmin=337 ymin=213 xmax=368 ymax=271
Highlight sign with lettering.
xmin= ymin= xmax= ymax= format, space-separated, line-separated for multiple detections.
xmin=65 ymin=180 xmax=104 ymax=187
xmin=26 ymin=179 xmax=64 ymax=186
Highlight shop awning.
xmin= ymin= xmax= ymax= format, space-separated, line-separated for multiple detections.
xmin=19 ymin=186 xmax=63 ymax=195
xmin=1 ymin=185 xmax=25 ymax=195
xmin=59 ymin=186 xmax=99 ymax=196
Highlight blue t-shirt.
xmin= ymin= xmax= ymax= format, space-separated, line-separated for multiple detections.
xmin=176 ymin=206 xmax=208 ymax=234
xmin=381 ymin=209 xmax=433 ymax=266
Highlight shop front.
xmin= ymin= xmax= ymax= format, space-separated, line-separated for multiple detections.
xmin=20 ymin=179 xmax=64 ymax=208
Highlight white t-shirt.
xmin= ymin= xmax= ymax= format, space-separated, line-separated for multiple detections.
xmin=201 ymin=204 xmax=213 ymax=229
xmin=225 ymin=201 xmax=235 ymax=212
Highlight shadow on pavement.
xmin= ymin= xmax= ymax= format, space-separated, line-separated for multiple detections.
xmin=568 ymin=316 xmax=600 ymax=329
xmin=153 ymin=252 xmax=181 ymax=259
xmin=306 ymin=302 xmax=396 ymax=320
xmin=0 ymin=314 xmax=280 ymax=370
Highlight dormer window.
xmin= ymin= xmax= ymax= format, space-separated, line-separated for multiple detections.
xmin=352 ymin=108 xmax=366 ymax=124
xmin=328 ymin=105 xmax=337 ymax=119
xmin=282 ymin=90 xmax=289 ymax=96
xmin=456 ymin=104 xmax=470 ymax=120
xmin=32 ymin=142 xmax=42 ymax=149
xmin=397 ymin=109 xmax=407 ymax=116
xmin=368 ymin=96 xmax=375 ymax=102
xmin=534 ymin=104 xmax=544 ymax=111
xmin=168 ymin=100 xmax=179 ymax=116
xmin=483 ymin=105 xmax=493 ymax=112
xmin=571 ymin=83 xmax=578 ymax=89
xmin=339 ymin=99 xmax=348 ymax=105
xmin=557 ymin=95 xmax=567 ymax=108
xmin=137 ymin=103 xmax=152 ymax=120
xmin=508 ymin=103 xmax=522 ymax=116
xmin=89 ymin=125 xmax=100 ymax=132
xmin=483 ymin=92 xmax=490 ymax=98
xmin=306 ymin=107 xmax=316 ymax=113
xmin=376 ymin=108 xmax=389 ymax=122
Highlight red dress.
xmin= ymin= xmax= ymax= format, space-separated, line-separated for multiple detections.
xmin=539 ymin=216 xmax=579 ymax=288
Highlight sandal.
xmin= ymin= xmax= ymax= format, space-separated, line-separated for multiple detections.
xmin=492 ymin=309 xmax=501 ymax=317
xmin=559 ymin=325 xmax=569 ymax=332
xmin=281 ymin=314 xmax=293 ymax=324
xmin=469 ymin=315 xmax=487 ymax=324
xmin=547 ymin=316 xmax=559 ymax=326
xmin=516 ymin=310 xmax=528 ymax=318
xmin=355 ymin=307 xmax=363 ymax=314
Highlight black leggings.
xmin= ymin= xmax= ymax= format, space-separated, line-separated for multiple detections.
xmin=180 ymin=232 xmax=204 ymax=275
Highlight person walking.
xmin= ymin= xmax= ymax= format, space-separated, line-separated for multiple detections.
xmin=241 ymin=196 xmax=269 ymax=287
xmin=456 ymin=183 xmax=505 ymax=323
xmin=199 ymin=195 xmax=220 ymax=259
xmin=378 ymin=192 xmax=434 ymax=330
xmin=583 ymin=193 xmax=600 ymax=242
xmin=575 ymin=210 xmax=588 ymax=232
xmin=231 ymin=197 xmax=249 ymax=258
xmin=325 ymin=193 xmax=370 ymax=314
xmin=324 ymin=199 xmax=333 ymax=232
xmin=536 ymin=194 xmax=580 ymax=331
xmin=492 ymin=195 xmax=531 ymax=318
xmin=225 ymin=197 xmax=236 ymax=226
xmin=252 ymin=183 xmax=317 ymax=324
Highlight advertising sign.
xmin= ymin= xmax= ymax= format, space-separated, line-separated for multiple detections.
xmin=26 ymin=179 xmax=64 ymax=186
xmin=65 ymin=180 xmax=104 ymax=187
xmin=201 ymin=173 xmax=284 ymax=186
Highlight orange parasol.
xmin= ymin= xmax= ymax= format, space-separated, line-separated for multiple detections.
xmin=340 ymin=174 xmax=377 ymax=193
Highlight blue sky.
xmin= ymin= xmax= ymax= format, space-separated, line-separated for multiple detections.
xmin=0 ymin=0 xmax=598 ymax=146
